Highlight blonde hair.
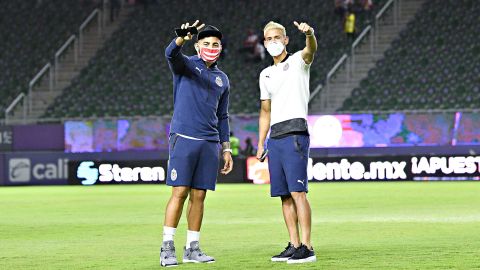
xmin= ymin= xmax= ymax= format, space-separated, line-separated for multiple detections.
xmin=263 ymin=21 xmax=286 ymax=36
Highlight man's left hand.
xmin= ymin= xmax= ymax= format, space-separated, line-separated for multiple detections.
xmin=221 ymin=152 xmax=233 ymax=175
xmin=294 ymin=21 xmax=314 ymax=35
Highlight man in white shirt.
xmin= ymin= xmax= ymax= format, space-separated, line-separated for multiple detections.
xmin=257 ymin=21 xmax=317 ymax=264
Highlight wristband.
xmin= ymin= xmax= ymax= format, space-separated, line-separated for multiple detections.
xmin=222 ymin=148 xmax=233 ymax=153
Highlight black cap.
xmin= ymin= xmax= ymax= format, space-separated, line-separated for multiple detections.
xmin=197 ymin=25 xmax=223 ymax=41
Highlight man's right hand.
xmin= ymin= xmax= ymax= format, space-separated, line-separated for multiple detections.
xmin=256 ymin=144 xmax=264 ymax=160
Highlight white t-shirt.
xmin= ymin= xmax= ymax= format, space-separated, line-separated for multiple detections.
xmin=259 ymin=51 xmax=310 ymax=126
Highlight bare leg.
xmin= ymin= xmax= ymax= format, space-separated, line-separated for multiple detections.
xmin=187 ymin=188 xmax=207 ymax=231
xmin=281 ymin=195 xmax=301 ymax=247
xmin=164 ymin=186 xmax=190 ymax=228
xmin=290 ymin=192 xmax=312 ymax=248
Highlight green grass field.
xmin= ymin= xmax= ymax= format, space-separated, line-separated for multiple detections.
xmin=1 ymin=182 xmax=480 ymax=269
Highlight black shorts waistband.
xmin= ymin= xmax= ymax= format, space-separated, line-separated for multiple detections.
xmin=270 ymin=118 xmax=309 ymax=139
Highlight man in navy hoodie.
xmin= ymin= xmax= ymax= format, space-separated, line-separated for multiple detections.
xmin=160 ymin=20 xmax=233 ymax=267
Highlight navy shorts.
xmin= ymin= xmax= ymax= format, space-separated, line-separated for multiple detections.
xmin=268 ymin=134 xmax=310 ymax=197
xmin=166 ymin=134 xmax=219 ymax=191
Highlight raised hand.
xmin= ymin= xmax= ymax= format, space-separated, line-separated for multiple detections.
xmin=293 ymin=21 xmax=314 ymax=35
xmin=180 ymin=20 xmax=205 ymax=41
xmin=294 ymin=21 xmax=317 ymax=64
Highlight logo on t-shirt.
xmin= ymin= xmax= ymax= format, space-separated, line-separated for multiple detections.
xmin=215 ymin=76 xmax=223 ymax=87
xmin=283 ymin=63 xmax=289 ymax=71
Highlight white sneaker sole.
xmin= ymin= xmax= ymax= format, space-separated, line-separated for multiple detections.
xmin=183 ymin=259 xmax=215 ymax=264
xmin=287 ymin=255 xmax=317 ymax=264
xmin=160 ymin=261 xmax=178 ymax=267
xmin=271 ymin=257 xmax=290 ymax=262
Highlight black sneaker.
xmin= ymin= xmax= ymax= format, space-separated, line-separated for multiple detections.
xmin=287 ymin=244 xmax=316 ymax=264
xmin=271 ymin=242 xmax=297 ymax=262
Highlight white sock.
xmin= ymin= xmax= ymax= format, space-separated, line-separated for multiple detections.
xmin=163 ymin=226 xmax=176 ymax=242
xmin=186 ymin=230 xmax=200 ymax=248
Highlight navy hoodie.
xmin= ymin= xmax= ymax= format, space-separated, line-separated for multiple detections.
xmin=165 ymin=38 xmax=230 ymax=143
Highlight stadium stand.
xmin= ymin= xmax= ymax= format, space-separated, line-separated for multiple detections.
xmin=0 ymin=0 xmax=98 ymax=117
xmin=340 ymin=0 xmax=480 ymax=111
xmin=43 ymin=0 xmax=387 ymax=118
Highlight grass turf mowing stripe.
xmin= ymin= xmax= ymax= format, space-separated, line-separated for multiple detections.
xmin=1 ymin=182 xmax=479 ymax=269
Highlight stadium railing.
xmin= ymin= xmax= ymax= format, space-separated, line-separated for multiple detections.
xmin=4 ymin=93 xmax=27 ymax=125
xmin=28 ymin=63 xmax=54 ymax=115
xmin=321 ymin=54 xmax=348 ymax=109
xmin=4 ymin=7 xmax=105 ymax=125
xmin=79 ymin=9 xmax=102 ymax=55
xmin=309 ymin=0 xmax=401 ymax=111
xmin=55 ymin=35 xmax=78 ymax=84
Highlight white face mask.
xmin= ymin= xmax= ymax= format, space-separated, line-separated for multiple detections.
xmin=266 ymin=41 xmax=285 ymax=57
